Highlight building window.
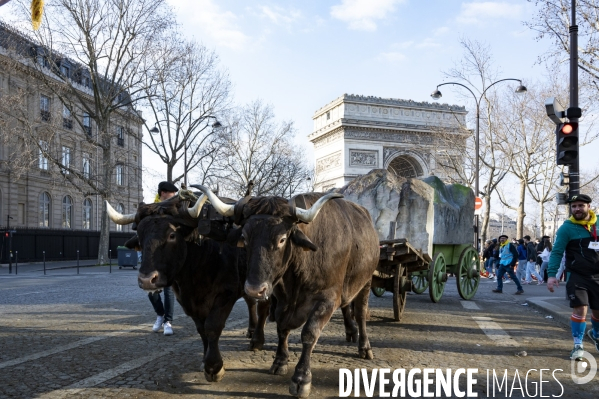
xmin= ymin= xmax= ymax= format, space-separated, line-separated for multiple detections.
xmin=61 ymin=146 xmax=71 ymax=174
xmin=39 ymin=140 xmax=48 ymax=170
xmin=40 ymin=95 xmax=51 ymax=121
xmin=63 ymin=105 xmax=72 ymax=129
xmin=116 ymin=203 xmax=124 ymax=231
xmin=83 ymin=112 xmax=91 ymax=135
xmin=82 ymin=154 xmax=91 ymax=179
xmin=115 ymin=164 xmax=123 ymax=185
xmin=326 ymin=111 xmax=330 ymax=120
xmin=83 ymin=198 xmax=92 ymax=229
xmin=62 ymin=196 xmax=73 ymax=228
xmin=116 ymin=125 xmax=124 ymax=147
xmin=18 ymin=203 xmax=24 ymax=225
xmin=39 ymin=192 xmax=51 ymax=227
xmin=60 ymin=64 xmax=70 ymax=79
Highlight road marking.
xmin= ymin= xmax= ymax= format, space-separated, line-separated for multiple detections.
xmin=472 ymin=316 xmax=520 ymax=347
xmin=0 ymin=324 xmax=146 ymax=370
xmin=460 ymin=301 xmax=480 ymax=310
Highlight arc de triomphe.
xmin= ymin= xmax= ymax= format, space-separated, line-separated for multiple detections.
xmin=309 ymin=94 xmax=468 ymax=191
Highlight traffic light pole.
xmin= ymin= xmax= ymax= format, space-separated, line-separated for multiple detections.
xmin=568 ymin=0 xmax=580 ymax=198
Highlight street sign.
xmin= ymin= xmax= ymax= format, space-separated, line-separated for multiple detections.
xmin=474 ymin=197 xmax=483 ymax=215
xmin=545 ymin=97 xmax=566 ymax=125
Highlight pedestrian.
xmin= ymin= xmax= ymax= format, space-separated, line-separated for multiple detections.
xmin=547 ymin=194 xmax=599 ymax=361
xmin=482 ymin=240 xmax=494 ymax=278
xmin=523 ymin=235 xmax=544 ymax=285
xmin=492 ymin=234 xmax=524 ymax=294
xmin=539 ymin=237 xmax=552 ymax=282
xmin=491 ymin=238 xmax=500 ymax=280
xmin=147 ymin=181 xmax=179 ymax=336
xmin=516 ymin=238 xmax=527 ymax=282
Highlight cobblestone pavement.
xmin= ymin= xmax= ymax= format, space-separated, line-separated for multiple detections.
xmin=1 ymin=268 xmax=599 ymax=398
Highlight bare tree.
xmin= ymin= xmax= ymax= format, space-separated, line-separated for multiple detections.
xmin=140 ymin=34 xmax=231 ymax=184
xmin=213 ymin=100 xmax=311 ymax=198
xmin=2 ymin=0 xmax=173 ymax=263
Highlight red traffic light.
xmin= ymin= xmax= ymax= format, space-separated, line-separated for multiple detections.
xmin=561 ymin=123 xmax=578 ymax=134
xmin=4 ymin=232 xmax=8 ymax=238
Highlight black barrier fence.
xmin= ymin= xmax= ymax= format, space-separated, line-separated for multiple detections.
xmin=0 ymin=226 xmax=134 ymax=263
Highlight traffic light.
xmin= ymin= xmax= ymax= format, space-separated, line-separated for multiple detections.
xmin=556 ymin=122 xmax=578 ymax=165
xmin=4 ymin=232 xmax=8 ymax=238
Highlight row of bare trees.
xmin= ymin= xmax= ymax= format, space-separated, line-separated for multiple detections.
xmin=0 ymin=0 xmax=311 ymax=263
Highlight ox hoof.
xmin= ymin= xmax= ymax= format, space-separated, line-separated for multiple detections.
xmin=345 ymin=331 xmax=358 ymax=343
xmin=199 ymin=362 xmax=205 ymax=372
xmin=204 ymin=366 xmax=226 ymax=383
xmin=246 ymin=329 xmax=254 ymax=338
xmin=359 ymin=348 xmax=374 ymax=360
xmin=289 ymin=380 xmax=312 ymax=398
xmin=249 ymin=341 xmax=264 ymax=352
xmin=268 ymin=363 xmax=288 ymax=376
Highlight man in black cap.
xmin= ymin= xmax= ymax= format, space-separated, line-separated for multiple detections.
xmin=547 ymin=194 xmax=599 ymax=361
xmin=492 ymin=234 xmax=524 ymax=295
xmin=147 ymin=181 xmax=179 ymax=335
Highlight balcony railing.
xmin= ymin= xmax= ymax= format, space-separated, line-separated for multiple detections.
xmin=40 ymin=110 xmax=51 ymax=122
xmin=83 ymin=125 xmax=91 ymax=136
xmin=117 ymin=137 xmax=124 ymax=147
xmin=63 ymin=118 xmax=73 ymax=129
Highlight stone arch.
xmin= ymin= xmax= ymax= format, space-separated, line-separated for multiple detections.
xmin=384 ymin=151 xmax=428 ymax=178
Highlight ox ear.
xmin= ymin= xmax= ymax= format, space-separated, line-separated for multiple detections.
xmin=124 ymin=235 xmax=141 ymax=251
xmin=227 ymin=227 xmax=244 ymax=247
xmin=291 ymin=229 xmax=317 ymax=252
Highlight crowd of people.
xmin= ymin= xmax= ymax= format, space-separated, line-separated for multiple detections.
xmin=481 ymin=233 xmax=564 ymax=292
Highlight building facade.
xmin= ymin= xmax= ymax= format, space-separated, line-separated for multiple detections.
xmin=309 ymin=94 xmax=468 ymax=190
xmin=0 ymin=23 xmax=142 ymax=235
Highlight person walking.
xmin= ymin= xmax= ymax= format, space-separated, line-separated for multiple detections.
xmin=492 ymin=234 xmax=524 ymax=294
xmin=147 ymin=181 xmax=178 ymax=336
xmin=523 ymin=235 xmax=544 ymax=285
xmin=516 ymin=238 xmax=527 ymax=283
xmin=547 ymin=194 xmax=599 ymax=361
xmin=482 ymin=240 xmax=494 ymax=278
xmin=539 ymin=237 xmax=552 ymax=282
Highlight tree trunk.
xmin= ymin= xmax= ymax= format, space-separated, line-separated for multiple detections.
xmin=540 ymin=201 xmax=546 ymax=237
xmin=97 ymin=131 xmax=112 ymax=264
xmin=516 ymin=179 xmax=526 ymax=238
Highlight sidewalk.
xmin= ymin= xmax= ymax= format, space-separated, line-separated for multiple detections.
xmin=480 ymin=276 xmax=578 ymax=327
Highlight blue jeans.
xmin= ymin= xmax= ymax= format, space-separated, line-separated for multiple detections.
xmin=148 ymin=286 xmax=174 ymax=322
xmin=496 ymin=264 xmax=523 ymax=291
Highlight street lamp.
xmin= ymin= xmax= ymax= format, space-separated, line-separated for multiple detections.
xmin=430 ymin=79 xmax=527 ymax=250
xmin=149 ymin=117 xmax=221 ymax=186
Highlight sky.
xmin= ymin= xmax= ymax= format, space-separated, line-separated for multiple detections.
xmin=0 ymin=0 xmax=581 ymax=213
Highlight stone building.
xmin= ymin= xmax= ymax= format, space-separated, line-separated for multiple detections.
xmin=0 ymin=23 xmax=142 ymax=234
xmin=309 ymin=94 xmax=468 ymax=191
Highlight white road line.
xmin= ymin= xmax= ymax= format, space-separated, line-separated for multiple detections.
xmin=0 ymin=324 xmax=146 ymax=370
xmin=472 ymin=316 xmax=520 ymax=347
xmin=460 ymin=301 xmax=480 ymax=310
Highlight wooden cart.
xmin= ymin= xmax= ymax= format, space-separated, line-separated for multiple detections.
xmin=371 ymin=235 xmax=480 ymax=322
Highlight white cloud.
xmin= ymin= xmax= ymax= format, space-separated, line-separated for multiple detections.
xmin=168 ymin=0 xmax=250 ymax=50
xmin=379 ymin=51 xmax=406 ymax=62
xmin=330 ymin=0 xmax=406 ymax=31
xmin=259 ymin=5 xmax=302 ymax=26
xmin=456 ymin=2 xmax=522 ymax=25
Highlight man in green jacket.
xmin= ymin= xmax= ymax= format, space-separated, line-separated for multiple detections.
xmin=547 ymin=194 xmax=599 ymax=360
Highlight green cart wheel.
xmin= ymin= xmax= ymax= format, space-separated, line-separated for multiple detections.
xmin=411 ymin=273 xmax=429 ymax=294
xmin=371 ymin=286 xmax=386 ymax=297
xmin=456 ymin=246 xmax=481 ymax=300
xmin=428 ymin=252 xmax=447 ymax=303
xmin=393 ymin=265 xmax=408 ymax=322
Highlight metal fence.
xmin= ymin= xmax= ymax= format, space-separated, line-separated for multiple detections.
xmin=0 ymin=226 xmax=135 ymax=262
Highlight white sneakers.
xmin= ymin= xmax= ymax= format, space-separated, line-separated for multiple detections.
xmin=152 ymin=315 xmax=164 ymax=332
xmin=163 ymin=321 xmax=173 ymax=336
xmin=152 ymin=316 xmax=174 ymax=335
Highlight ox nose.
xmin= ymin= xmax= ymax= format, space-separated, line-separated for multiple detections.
xmin=138 ymin=272 xmax=159 ymax=291
xmin=245 ymin=281 xmax=269 ymax=299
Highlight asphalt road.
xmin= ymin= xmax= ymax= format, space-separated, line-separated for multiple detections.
xmin=1 ymin=267 xmax=598 ymax=398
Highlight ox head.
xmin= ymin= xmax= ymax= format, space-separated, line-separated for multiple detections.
xmin=106 ymin=195 xmax=207 ymax=292
xmin=192 ymin=184 xmax=342 ymax=300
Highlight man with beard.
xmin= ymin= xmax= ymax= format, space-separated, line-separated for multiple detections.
xmin=547 ymin=194 xmax=599 ymax=360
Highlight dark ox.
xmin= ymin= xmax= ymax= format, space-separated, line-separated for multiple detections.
xmin=106 ymin=196 xmax=269 ymax=383
xmin=195 ymin=186 xmax=380 ymax=398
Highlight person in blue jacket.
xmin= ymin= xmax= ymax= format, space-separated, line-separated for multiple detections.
xmin=492 ymin=234 xmax=524 ymax=295
xmin=516 ymin=238 xmax=527 ymax=283
xmin=547 ymin=194 xmax=599 ymax=360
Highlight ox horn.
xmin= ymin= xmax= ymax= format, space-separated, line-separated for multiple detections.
xmin=106 ymin=201 xmax=136 ymax=225
xmin=294 ymin=193 xmax=344 ymax=224
xmin=185 ymin=194 xmax=208 ymax=218
xmin=190 ymin=184 xmax=235 ymax=217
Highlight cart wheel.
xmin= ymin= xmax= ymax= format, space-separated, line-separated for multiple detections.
xmin=428 ymin=253 xmax=447 ymax=303
xmin=393 ymin=265 xmax=408 ymax=322
xmin=456 ymin=246 xmax=480 ymax=300
xmin=411 ymin=272 xmax=429 ymax=294
xmin=371 ymin=286 xmax=386 ymax=297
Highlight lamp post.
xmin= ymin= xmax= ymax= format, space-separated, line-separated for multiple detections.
xmin=149 ymin=117 xmax=221 ymax=186
xmin=431 ymin=79 xmax=527 ymax=250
